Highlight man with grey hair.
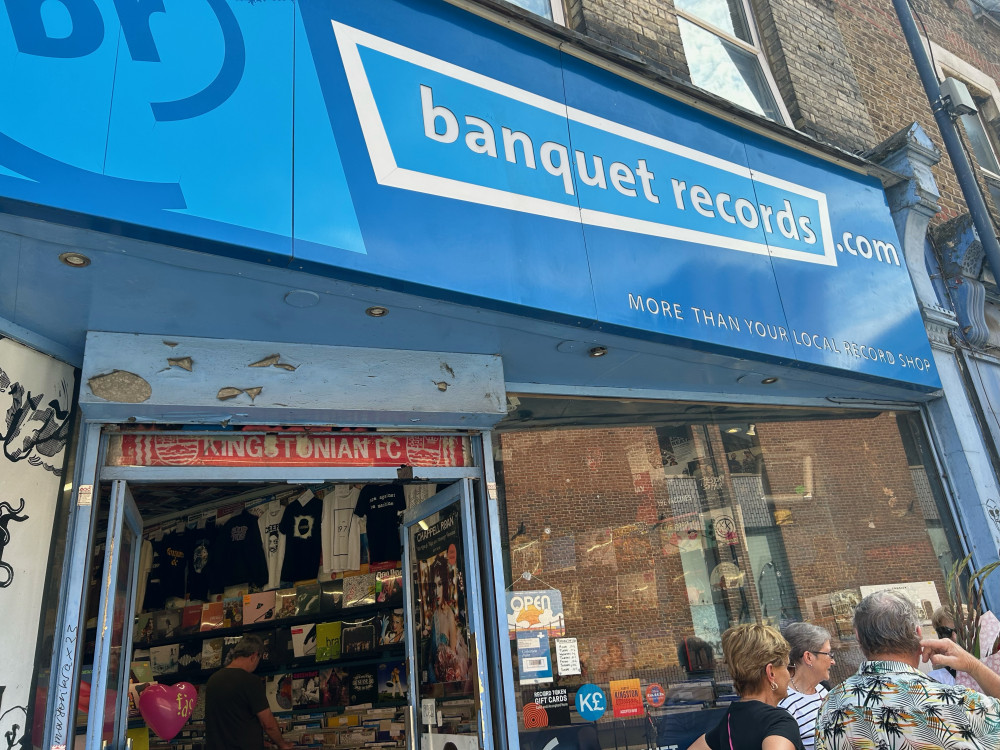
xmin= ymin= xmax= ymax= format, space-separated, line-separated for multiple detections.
xmin=205 ymin=634 xmax=294 ymax=750
xmin=815 ymin=590 xmax=1000 ymax=749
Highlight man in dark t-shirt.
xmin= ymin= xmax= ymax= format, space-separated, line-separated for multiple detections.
xmin=205 ymin=634 xmax=293 ymax=750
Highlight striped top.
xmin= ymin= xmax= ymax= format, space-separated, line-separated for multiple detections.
xmin=779 ymin=684 xmax=828 ymax=749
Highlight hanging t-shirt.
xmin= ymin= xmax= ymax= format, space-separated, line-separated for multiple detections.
xmin=210 ymin=510 xmax=268 ymax=593
xmin=278 ymin=492 xmax=324 ymax=583
xmin=403 ymin=484 xmax=439 ymax=508
xmin=149 ymin=529 xmax=189 ymax=606
xmin=354 ymin=483 xmax=406 ymax=565
xmin=257 ymin=499 xmax=286 ymax=590
xmin=186 ymin=522 xmax=215 ymax=601
xmin=321 ymin=485 xmax=361 ymax=576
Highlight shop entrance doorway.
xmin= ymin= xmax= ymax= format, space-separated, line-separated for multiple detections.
xmin=53 ymin=428 xmax=494 ymax=750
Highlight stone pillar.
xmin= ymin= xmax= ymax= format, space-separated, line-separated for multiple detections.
xmin=872 ymin=123 xmax=1000 ymax=600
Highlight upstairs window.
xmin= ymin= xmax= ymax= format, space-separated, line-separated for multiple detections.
xmin=675 ymin=0 xmax=789 ymax=123
xmin=930 ymin=43 xmax=1000 ymax=215
xmin=506 ymin=0 xmax=566 ymax=24
xmin=957 ymin=103 xmax=1000 ymax=212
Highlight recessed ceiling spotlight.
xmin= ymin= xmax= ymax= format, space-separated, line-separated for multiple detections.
xmin=365 ymin=306 xmax=389 ymax=317
xmin=58 ymin=252 xmax=91 ymax=267
xmin=588 ymin=346 xmax=608 ymax=357
xmin=761 ymin=376 xmax=779 ymax=385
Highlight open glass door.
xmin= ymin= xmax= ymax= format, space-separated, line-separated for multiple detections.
xmin=402 ymin=479 xmax=494 ymax=750
xmin=86 ymin=480 xmax=143 ymax=750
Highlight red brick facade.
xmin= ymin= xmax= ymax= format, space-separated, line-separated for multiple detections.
xmin=499 ymin=412 xmax=948 ymax=697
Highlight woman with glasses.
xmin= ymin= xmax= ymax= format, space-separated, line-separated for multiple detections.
xmin=778 ymin=623 xmax=835 ymax=750
xmin=928 ymin=606 xmax=957 ymax=685
xmin=687 ymin=624 xmax=804 ymax=750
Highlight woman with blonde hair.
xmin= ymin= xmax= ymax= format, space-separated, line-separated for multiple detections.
xmin=687 ymin=624 xmax=804 ymax=750
xmin=778 ymin=623 xmax=835 ymax=750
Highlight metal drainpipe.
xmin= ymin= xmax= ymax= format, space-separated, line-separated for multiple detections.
xmin=891 ymin=0 xmax=1000 ymax=279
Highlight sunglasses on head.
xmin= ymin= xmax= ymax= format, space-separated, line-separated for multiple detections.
xmin=936 ymin=626 xmax=956 ymax=638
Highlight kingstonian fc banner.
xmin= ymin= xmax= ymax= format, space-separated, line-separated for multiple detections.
xmin=106 ymin=433 xmax=470 ymax=468
xmin=0 ymin=338 xmax=74 ymax=745
xmin=0 ymin=0 xmax=936 ymax=388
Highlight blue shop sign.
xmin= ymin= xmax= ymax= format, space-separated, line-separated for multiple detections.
xmin=0 ymin=0 xmax=937 ymax=388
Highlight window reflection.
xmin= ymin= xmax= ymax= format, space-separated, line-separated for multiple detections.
xmin=674 ymin=0 xmax=753 ymax=44
xmin=496 ymin=400 xmax=959 ymax=749
xmin=959 ymin=111 xmax=1000 ymax=174
xmin=506 ymin=0 xmax=554 ymax=21
xmin=678 ymin=19 xmax=783 ymax=122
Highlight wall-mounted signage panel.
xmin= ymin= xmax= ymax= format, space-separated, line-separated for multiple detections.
xmin=106 ymin=433 xmax=472 ymax=468
xmin=0 ymin=0 xmax=937 ymax=388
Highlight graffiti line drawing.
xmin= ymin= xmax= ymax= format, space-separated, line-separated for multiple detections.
xmin=0 ymin=499 xmax=29 ymax=588
xmin=0 ymin=705 xmax=27 ymax=750
xmin=0 ymin=365 xmax=71 ymax=476
xmin=987 ymin=499 xmax=1000 ymax=536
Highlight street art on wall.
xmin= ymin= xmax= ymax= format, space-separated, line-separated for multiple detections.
xmin=0 ymin=337 xmax=75 ymax=740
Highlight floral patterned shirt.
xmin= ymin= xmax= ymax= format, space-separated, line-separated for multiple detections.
xmin=815 ymin=660 xmax=1000 ymax=750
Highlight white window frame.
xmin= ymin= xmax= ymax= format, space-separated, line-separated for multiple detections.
xmin=674 ymin=0 xmax=792 ymax=125
xmin=505 ymin=0 xmax=566 ymax=25
xmin=928 ymin=42 xmax=1000 ymax=196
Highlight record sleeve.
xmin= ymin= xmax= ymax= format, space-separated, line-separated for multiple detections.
xmin=201 ymin=638 xmax=223 ymax=670
xmin=244 ymin=590 xmax=276 ymax=624
xmin=200 ymin=601 xmax=224 ymax=631
xmin=341 ymin=617 xmax=376 ymax=655
xmin=315 ymin=621 xmax=342 ymax=662
xmin=296 ymin=581 xmax=322 ymax=616
xmin=343 ymin=573 xmax=377 ymax=608
xmin=275 ymin=587 xmax=298 ymax=619
xmin=291 ymin=623 xmax=318 ymax=657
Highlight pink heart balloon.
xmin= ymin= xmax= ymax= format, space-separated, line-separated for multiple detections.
xmin=137 ymin=682 xmax=198 ymax=740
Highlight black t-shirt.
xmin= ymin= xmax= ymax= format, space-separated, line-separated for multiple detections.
xmin=210 ymin=510 xmax=268 ymax=593
xmin=205 ymin=667 xmax=268 ymax=750
xmin=355 ymin=483 xmax=406 ymax=564
xmin=705 ymin=701 xmax=805 ymax=750
xmin=279 ymin=496 xmax=324 ymax=582
xmin=187 ymin=523 xmax=215 ymax=601
xmin=144 ymin=530 xmax=189 ymax=608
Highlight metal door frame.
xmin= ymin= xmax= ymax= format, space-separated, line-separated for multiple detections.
xmin=400 ymin=478 xmax=495 ymax=750
xmin=85 ymin=480 xmax=143 ymax=750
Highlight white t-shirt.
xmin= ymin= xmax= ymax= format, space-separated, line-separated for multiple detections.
xmin=322 ymin=485 xmax=362 ymax=575
xmin=257 ymin=499 xmax=286 ymax=590
xmin=779 ymin=684 xmax=828 ymax=750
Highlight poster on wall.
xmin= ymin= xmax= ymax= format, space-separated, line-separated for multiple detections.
xmin=0 ymin=338 xmax=75 ymax=737
xmin=860 ymin=581 xmax=942 ymax=626
xmin=413 ymin=508 xmax=472 ymax=693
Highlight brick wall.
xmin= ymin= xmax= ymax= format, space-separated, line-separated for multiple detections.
xmin=498 ymin=413 xmax=948 ymax=688
xmin=560 ymin=0 xmax=1000 ymax=223
xmin=573 ymin=0 xmax=690 ymax=82
xmin=500 ymin=427 xmax=696 ymax=678
xmin=757 ymin=414 xmax=944 ymax=600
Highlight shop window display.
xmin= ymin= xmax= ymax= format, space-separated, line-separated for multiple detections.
xmin=72 ymin=480 xmax=440 ymax=750
xmin=495 ymin=398 xmax=961 ymax=750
